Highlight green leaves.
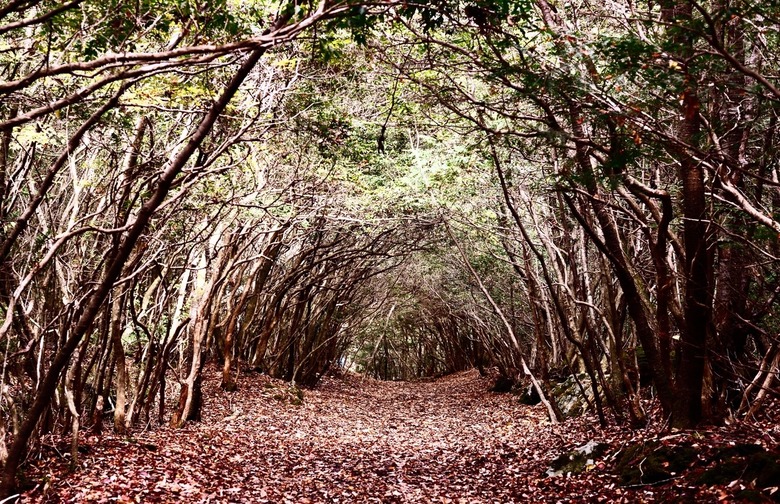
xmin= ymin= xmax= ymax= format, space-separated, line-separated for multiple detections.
xmin=595 ymin=34 xmax=655 ymax=77
xmin=319 ymin=5 xmax=387 ymax=48
xmin=42 ymin=0 xmax=257 ymax=59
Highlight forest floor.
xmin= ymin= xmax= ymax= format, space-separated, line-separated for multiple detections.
xmin=19 ymin=367 xmax=780 ymax=503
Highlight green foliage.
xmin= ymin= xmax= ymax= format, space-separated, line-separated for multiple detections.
xmin=324 ymin=6 xmax=377 ymax=46
xmin=9 ymin=0 xmax=277 ymax=63
xmin=595 ymin=34 xmax=655 ymax=78
xmin=398 ymin=0 xmax=456 ymax=32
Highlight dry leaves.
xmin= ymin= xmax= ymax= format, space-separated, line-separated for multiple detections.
xmin=19 ymin=368 xmax=780 ymax=503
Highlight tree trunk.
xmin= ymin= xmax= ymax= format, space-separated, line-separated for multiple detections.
xmin=0 ymin=45 xmax=269 ymax=496
xmin=110 ymin=292 xmax=129 ymax=434
xmin=667 ymin=0 xmax=711 ymax=427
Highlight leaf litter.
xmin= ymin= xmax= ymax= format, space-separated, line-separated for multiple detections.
xmin=19 ymin=367 xmax=780 ymax=503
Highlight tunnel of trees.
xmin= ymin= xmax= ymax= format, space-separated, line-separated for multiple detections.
xmin=1 ymin=0 xmax=779 ymax=494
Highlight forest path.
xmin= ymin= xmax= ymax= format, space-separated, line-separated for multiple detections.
xmin=24 ymin=369 xmax=613 ymax=503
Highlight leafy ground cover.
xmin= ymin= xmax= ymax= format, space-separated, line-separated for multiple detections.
xmin=19 ymin=368 xmax=780 ymax=503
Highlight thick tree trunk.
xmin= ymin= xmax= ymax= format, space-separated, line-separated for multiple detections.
xmin=673 ymin=58 xmax=710 ymax=431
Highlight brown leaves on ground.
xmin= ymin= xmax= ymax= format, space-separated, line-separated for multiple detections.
xmin=19 ymin=369 xmax=780 ymax=503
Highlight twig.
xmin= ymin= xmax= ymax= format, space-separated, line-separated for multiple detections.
xmin=622 ymin=475 xmax=680 ymax=488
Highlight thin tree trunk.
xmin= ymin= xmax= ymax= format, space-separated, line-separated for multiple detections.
xmin=110 ymin=292 xmax=129 ymax=434
xmin=0 ymin=45 xmax=270 ymax=495
xmin=446 ymin=221 xmax=563 ymax=424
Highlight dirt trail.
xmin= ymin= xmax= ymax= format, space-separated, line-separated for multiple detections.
xmin=24 ymin=369 xmax=582 ymax=503
xmin=26 ymin=368 xmax=776 ymax=503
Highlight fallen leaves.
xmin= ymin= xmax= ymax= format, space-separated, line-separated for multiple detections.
xmin=18 ymin=368 xmax=780 ymax=503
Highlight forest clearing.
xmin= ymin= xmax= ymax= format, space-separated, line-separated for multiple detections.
xmin=17 ymin=367 xmax=780 ymax=503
